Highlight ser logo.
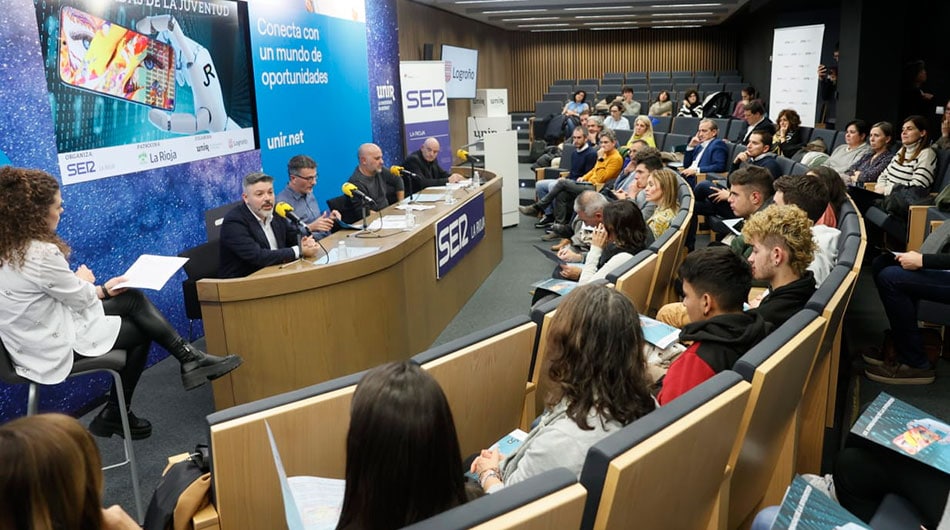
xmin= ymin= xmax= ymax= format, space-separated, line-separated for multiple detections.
xmin=406 ymin=89 xmax=446 ymax=109
xmin=437 ymin=214 xmax=470 ymax=267
xmin=65 ymin=161 xmax=95 ymax=177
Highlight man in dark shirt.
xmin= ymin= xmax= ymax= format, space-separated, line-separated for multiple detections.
xmin=401 ymin=137 xmax=463 ymax=196
xmin=346 ymin=143 xmax=404 ymax=210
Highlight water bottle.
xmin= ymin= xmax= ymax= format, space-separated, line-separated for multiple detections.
xmin=472 ymin=170 xmax=481 ymax=188
xmin=336 ymin=241 xmax=348 ymax=260
xmin=404 ymin=207 xmax=415 ymax=230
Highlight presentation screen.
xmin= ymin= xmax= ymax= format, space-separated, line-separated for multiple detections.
xmin=33 ymin=0 xmax=257 ymax=183
xmin=441 ymin=44 xmax=477 ymax=99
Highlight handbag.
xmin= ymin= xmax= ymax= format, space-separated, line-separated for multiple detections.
xmin=879 ymin=184 xmax=930 ymax=219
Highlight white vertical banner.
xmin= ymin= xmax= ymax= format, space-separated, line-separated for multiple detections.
xmin=399 ymin=61 xmax=452 ymax=169
xmin=770 ymin=24 xmax=825 ymax=128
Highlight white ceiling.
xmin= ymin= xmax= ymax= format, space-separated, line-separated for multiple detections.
xmin=408 ymin=0 xmax=749 ymax=32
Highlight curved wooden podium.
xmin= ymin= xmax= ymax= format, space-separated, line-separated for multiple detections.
xmin=199 ymin=170 xmax=503 ymax=408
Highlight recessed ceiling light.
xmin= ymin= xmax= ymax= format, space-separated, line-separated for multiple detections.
xmin=517 ymin=23 xmax=569 ymax=27
xmin=530 ymin=28 xmax=577 ymax=32
xmin=564 ymin=5 xmax=628 ymax=11
xmin=456 ymin=0 xmax=527 ymax=4
xmin=651 ymin=24 xmax=703 ymax=28
xmin=649 ymin=3 xmax=720 ymax=7
xmin=502 ymin=16 xmax=559 ymax=21
xmin=651 ymin=12 xmax=715 ymax=16
xmin=483 ymin=8 xmax=547 ymax=14
xmin=582 ymin=21 xmax=636 ymax=25
xmin=650 ymin=19 xmax=707 ymax=24
xmin=574 ymin=14 xmax=634 ymax=19
xmin=589 ymin=27 xmax=632 ymax=31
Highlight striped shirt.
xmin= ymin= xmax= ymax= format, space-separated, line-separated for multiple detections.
xmin=876 ymin=143 xmax=936 ymax=195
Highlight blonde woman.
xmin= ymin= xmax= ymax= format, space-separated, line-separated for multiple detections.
xmin=645 ymin=168 xmax=680 ymax=238
xmin=626 ymin=115 xmax=656 ymax=148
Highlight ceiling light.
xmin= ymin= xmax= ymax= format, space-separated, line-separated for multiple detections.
xmin=530 ymin=28 xmax=577 ymax=32
xmin=649 ymin=3 xmax=720 ymax=7
xmin=589 ymin=27 xmax=632 ymax=31
xmin=650 ymin=12 xmax=715 ymax=16
xmin=564 ymin=5 xmax=628 ymax=11
xmin=502 ymin=16 xmax=559 ymax=21
xmin=456 ymin=0 xmax=527 ymax=4
xmin=517 ymin=23 xmax=569 ymax=27
xmin=483 ymin=8 xmax=547 ymax=14
xmin=649 ymin=19 xmax=707 ymax=24
xmin=651 ymin=24 xmax=703 ymax=28
xmin=574 ymin=14 xmax=634 ymax=19
xmin=582 ymin=21 xmax=636 ymax=25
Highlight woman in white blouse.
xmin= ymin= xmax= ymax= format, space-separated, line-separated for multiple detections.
xmin=0 ymin=167 xmax=242 ymax=439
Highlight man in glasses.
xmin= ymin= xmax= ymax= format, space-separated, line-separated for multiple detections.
xmin=276 ymin=154 xmax=339 ymax=239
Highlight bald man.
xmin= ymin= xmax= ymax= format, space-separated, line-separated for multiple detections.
xmin=401 ymin=138 xmax=464 ymax=195
xmin=346 ymin=143 xmax=404 ymax=210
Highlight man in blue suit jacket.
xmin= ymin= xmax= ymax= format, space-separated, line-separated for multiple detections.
xmin=679 ymin=118 xmax=729 ymax=186
xmin=219 ymin=172 xmax=320 ymax=278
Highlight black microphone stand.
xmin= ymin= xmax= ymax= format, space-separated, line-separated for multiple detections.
xmin=279 ymin=222 xmax=316 ymax=269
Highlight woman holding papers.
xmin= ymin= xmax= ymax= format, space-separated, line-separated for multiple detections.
xmin=338 ymin=361 xmax=473 ymax=529
xmin=0 ymin=167 xmax=242 ymax=440
xmin=0 ymin=413 xmax=140 ymax=529
xmin=471 ymin=284 xmax=656 ymax=492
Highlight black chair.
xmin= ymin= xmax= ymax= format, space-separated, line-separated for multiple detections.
xmin=671 ymin=116 xmax=700 ymax=136
xmin=0 ymin=340 xmax=144 ymax=520
xmin=178 ymin=240 xmax=220 ymax=340
xmin=835 ymin=234 xmax=862 ymax=270
xmin=326 ymin=194 xmax=363 ymax=225
xmin=203 ymin=200 xmax=241 ymax=242
xmin=809 ymin=128 xmax=837 ymax=152
xmin=774 ymin=155 xmax=795 ymax=176
xmin=614 ymin=129 xmax=633 ymax=147
xmin=651 ymin=115 xmax=672 ymax=134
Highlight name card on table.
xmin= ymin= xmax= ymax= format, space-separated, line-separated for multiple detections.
xmin=435 ymin=192 xmax=486 ymax=279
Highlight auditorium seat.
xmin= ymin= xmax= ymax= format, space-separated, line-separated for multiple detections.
xmin=404 ymin=468 xmax=586 ymax=530
xmin=578 ymin=372 xmax=751 ymax=530
xmin=651 ymin=115 xmax=672 ymax=134
xmin=671 ymin=116 xmax=700 ymax=135
xmin=809 ymin=128 xmax=836 ymax=152
xmin=728 ymin=310 xmax=826 ymax=527
xmin=646 ymin=226 xmax=686 ymax=315
xmin=606 ymin=249 xmax=657 ymax=312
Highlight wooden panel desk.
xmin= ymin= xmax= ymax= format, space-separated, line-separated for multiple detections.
xmin=199 ymin=170 xmax=502 ymax=408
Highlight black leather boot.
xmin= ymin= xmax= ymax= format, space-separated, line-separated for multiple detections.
xmin=89 ymin=404 xmax=152 ymax=440
xmin=169 ymin=338 xmax=243 ymax=391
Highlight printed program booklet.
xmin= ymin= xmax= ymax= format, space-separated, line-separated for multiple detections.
xmin=770 ymin=474 xmax=869 ymax=529
xmin=639 ymin=314 xmax=681 ymax=349
xmin=850 ymin=391 xmax=950 ymax=474
xmin=465 ymin=429 xmax=528 ymax=481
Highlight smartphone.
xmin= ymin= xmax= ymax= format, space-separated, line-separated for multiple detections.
xmin=893 ymin=425 xmax=941 ymax=455
xmin=58 ymin=6 xmax=176 ymax=110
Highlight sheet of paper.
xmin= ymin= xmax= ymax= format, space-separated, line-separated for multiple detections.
xmin=851 ymin=392 xmax=950 ymax=474
xmin=446 ymin=180 xmax=471 ymax=190
xmin=639 ymin=314 xmax=681 ymax=349
xmin=365 ymin=216 xmax=412 ymax=230
xmin=266 ymin=421 xmax=345 ymax=530
xmin=771 ymin=475 xmax=870 ymax=529
xmin=414 ymin=193 xmax=448 ymax=202
xmin=722 ymin=218 xmax=745 ymax=236
xmin=111 ymin=254 xmax=189 ymax=290
xmin=534 ymin=244 xmax=565 ymax=264
xmin=395 ymin=203 xmax=436 ymax=211
xmin=324 ymin=246 xmax=380 ymax=263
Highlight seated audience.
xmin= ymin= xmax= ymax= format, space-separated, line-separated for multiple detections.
xmin=0 ymin=414 xmax=140 ymax=530
xmin=519 ymin=129 xmax=623 ymax=238
xmin=472 ymin=283 xmax=656 ymax=490
xmin=563 ymin=90 xmax=589 ymax=127
xmin=534 ymin=126 xmax=598 ymax=228
xmin=874 ymin=115 xmax=937 ymax=215
xmin=338 ymin=361 xmax=474 ymax=529
xmin=679 ymin=118 xmax=730 ymax=185
xmin=689 ymin=166 xmax=775 ymax=252
xmin=739 ymin=100 xmax=775 ymax=144
xmin=773 ymin=175 xmax=840 ymax=284
xmin=220 ymin=171 xmax=320 ymax=278
xmin=821 ymin=119 xmax=871 ymax=175
xmin=843 ymin=121 xmax=894 ymax=186
xmin=732 ymin=130 xmax=781 ymax=179
xmin=742 ymin=205 xmax=818 ymax=326
xmin=401 ymin=137 xmax=465 ymax=191
xmin=585 ymin=115 xmax=604 ymax=144
xmin=0 ymin=167 xmax=242 ymax=441
xmin=863 ymin=222 xmax=950 ymax=384
xmin=614 ymin=148 xmax=665 ymax=223
xmin=936 ymin=99 xmax=950 ymax=150
xmin=615 ymin=138 xmax=650 ymax=182
xmin=603 ymin=102 xmax=630 ymax=130
xmin=677 ymin=89 xmax=703 ymax=118
xmin=649 ymin=90 xmax=673 ymax=117
xmin=807 ymin=166 xmax=848 ymax=228
xmin=620 ymin=86 xmax=642 ymax=117
xmin=554 ymin=191 xmax=608 ymax=270
xmin=577 ymin=199 xmax=651 ymax=284
xmin=772 ymin=108 xmax=805 ymax=158
xmin=797 ymin=137 xmax=830 ymax=168
xmin=732 ymin=86 xmax=757 ymax=120
xmin=626 ymin=115 xmax=657 ymax=149
xmin=645 ymin=168 xmax=680 ymax=238
xmin=657 ymin=247 xmax=771 ymax=405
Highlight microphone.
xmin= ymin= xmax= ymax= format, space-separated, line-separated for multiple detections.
xmin=274 ymin=202 xmax=311 ymax=236
xmin=456 ymin=149 xmax=483 ymax=164
xmin=342 ymin=182 xmax=375 ymax=203
xmin=389 ymin=165 xmax=419 ymax=178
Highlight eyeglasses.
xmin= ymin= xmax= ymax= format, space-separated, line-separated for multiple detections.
xmin=292 ymin=174 xmax=317 ymax=182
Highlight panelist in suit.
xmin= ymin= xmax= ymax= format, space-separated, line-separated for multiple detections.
xmin=219 ymin=172 xmax=319 ymax=279
xmin=679 ymin=118 xmax=729 ymax=184
xmin=275 ymin=154 xmax=339 ymax=238
xmin=346 ymin=143 xmax=404 ymax=210
xmin=401 ymin=137 xmax=464 ymax=195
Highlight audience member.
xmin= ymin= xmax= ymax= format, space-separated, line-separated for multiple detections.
xmin=677 ymin=89 xmax=703 ymax=118
xmin=742 ymin=205 xmax=818 ymax=326
xmin=739 ymin=100 xmax=775 ymax=144
xmin=773 ymin=175 xmax=839 ymax=284
xmin=534 ymin=126 xmax=598 ymax=228
xmin=679 ymin=118 xmax=729 ymax=184
xmin=586 ymin=115 xmax=604 ymax=144
xmin=0 ymin=414 xmax=140 ymax=529
xmin=863 ymin=222 xmax=950 ymax=384
xmin=645 ymin=168 xmax=680 ymax=238
xmin=874 ymin=115 xmax=937 ymax=217
xmin=473 ymin=283 xmax=656 ymax=489
xmin=843 ymin=121 xmax=894 ymax=186
xmin=0 ymin=168 xmax=242 ymax=441
xmin=620 ymin=86 xmax=642 ymax=117
xmin=732 ymin=86 xmax=757 ymax=120
xmin=732 ymin=130 xmax=781 ymax=179
xmin=807 ymin=166 xmax=848 ymax=228
xmin=821 ymin=119 xmax=870 ymax=175
xmin=657 ymin=246 xmax=770 ymax=405
xmin=690 ymin=165 xmax=775 ymax=250
xmin=220 ymin=171 xmax=320 ymax=278
xmin=615 ymin=138 xmax=650 ymax=181
xmin=576 ymin=200 xmax=651 ymax=284
xmin=936 ymin=99 xmax=950 ymax=150
xmin=626 ymin=115 xmax=657 ymax=148
xmin=554 ymin=191 xmax=608 ymax=267
xmin=900 ymin=60 xmax=935 ymax=134
xmin=603 ymin=101 xmax=630 ymax=130
xmin=614 ymin=148 xmax=664 ymax=224
xmin=337 ymin=361 xmax=474 ymax=529
xmin=401 ymin=138 xmax=465 ymax=192
xmin=649 ymin=90 xmax=673 ymax=117
xmin=724 ymin=167 xmax=777 ymax=257
xmin=346 ymin=142 xmax=405 ymax=209
xmin=562 ymin=90 xmax=589 ymax=131
xmin=772 ymin=109 xmax=805 ymax=158
xmin=276 ymin=154 xmax=339 ymax=239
